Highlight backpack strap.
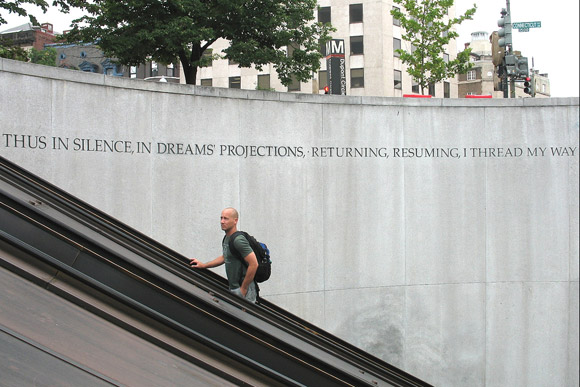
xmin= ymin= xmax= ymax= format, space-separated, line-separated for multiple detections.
xmin=224 ymin=231 xmax=247 ymax=263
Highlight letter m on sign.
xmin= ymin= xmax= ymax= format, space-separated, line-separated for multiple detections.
xmin=326 ymin=39 xmax=345 ymax=57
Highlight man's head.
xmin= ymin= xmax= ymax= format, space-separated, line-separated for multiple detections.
xmin=220 ymin=207 xmax=239 ymax=235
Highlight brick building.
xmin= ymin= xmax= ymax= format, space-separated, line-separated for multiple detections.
xmin=0 ymin=22 xmax=57 ymax=50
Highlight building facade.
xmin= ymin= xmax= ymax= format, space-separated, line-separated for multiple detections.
xmin=0 ymin=22 xmax=57 ymax=50
xmin=47 ymin=42 xmax=181 ymax=83
xmin=196 ymin=0 xmax=460 ymax=98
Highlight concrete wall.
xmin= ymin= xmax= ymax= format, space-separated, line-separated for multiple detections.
xmin=1 ymin=58 xmax=578 ymax=387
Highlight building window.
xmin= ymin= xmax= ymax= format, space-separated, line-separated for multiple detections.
xmin=444 ymin=81 xmax=450 ymax=98
xmin=350 ymin=36 xmax=363 ymax=55
xmin=428 ymin=83 xmax=435 ymax=96
xmin=467 ymin=70 xmax=476 ymax=80
xmin=443 ymin=53 xmax=449 ymax=63
xmin=151 ymin=61 xmax=158 ymax=77
xmin=351 ymin=68 xmax=364 ymax=88
xmin=288 ymin=75 xmax=300 ymax=91
xmin=286 ymin=44 xmax=302 ymax=92
xmin=287 ymin=42 xmax=299 ymax=58
xmin=229 ymin=76 xmax=241 ymax=89
xmin=393 ymin=38 xmax=401 ymax=57
xmin=201 ymin=78 xmax=212 ymax=86
xmin=166 ymin=63 xmax=174 ymax=77
xmin=349 ymin=4 xmax=363 ymax=23
xmin=392 ymin=6 xmax=401 ymax=26
xmin=320 ymin=39 xmax=327 ymax=56
xmin=412 ymin=80 xmax=419 ymax=94
xmin=202 ymin=49 xmax=213 ymax=66
xmin=319 ymin=70 xmax=328 ymax=90
xmin=394 ymin=70 xmax=402 ymax=89
xmin=257 ymin=74 xmax=270 ymax=90
xmin=318 ymin=6 xmax=331 ymax=24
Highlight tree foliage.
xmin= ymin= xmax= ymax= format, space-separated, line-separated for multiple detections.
xmin=1 ymin=0 xmax=74 ymax=58
xmin=0 ymin=39 xmax=57 ymax=64
xmin=29 ymin=46 xmax=56 ymax=65
xmin=0 ymin=37 xmax=28 ymax=60
xmin=62 ymin=0 xmax=334 ymax=85
xmin=0 ymin=0 xmax=74 ymax=26
xmin=391 ymin=0 xmax=476 ymax=95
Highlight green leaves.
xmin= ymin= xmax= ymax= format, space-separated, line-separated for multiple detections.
xmin=59 ymin=0 xmax=333 ymax=84
xmin=0 ymin=0 xmax=49 ymax=25
xmin=0 ymin=38 xmax=29 ymax=61
xmin=391 ymin=0 xmax=476 ymax=94
xmin=29 ymin=46 xmax=57 ymax=65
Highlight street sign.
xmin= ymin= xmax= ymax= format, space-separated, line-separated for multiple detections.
xmin=512 ymin=21 xmax=541 ymax=32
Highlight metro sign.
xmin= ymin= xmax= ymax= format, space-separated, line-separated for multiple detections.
xmin=325 ymin=39 xmax=346 ymax=95
xmin=325 ymin=39 xmax=345 ymax=58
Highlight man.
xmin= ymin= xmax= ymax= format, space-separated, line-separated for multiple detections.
xmin=190 ymin=207 xmax=259 ymax=303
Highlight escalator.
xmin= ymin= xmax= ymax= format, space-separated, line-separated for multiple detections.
xmin=0 ymin=155 xmax=432 ymax=387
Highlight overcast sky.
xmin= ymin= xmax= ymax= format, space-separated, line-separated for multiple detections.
xmin=2 ymin=0 xmax=579 ymax=97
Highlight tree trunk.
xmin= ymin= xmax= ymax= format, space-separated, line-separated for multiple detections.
xmin=182 ymin=61 xmax=198 ymax=85
xmin=178 ymin=49 xmax=198 ymax=85
xmin=179 ymin=42 xmax=215 ymax=85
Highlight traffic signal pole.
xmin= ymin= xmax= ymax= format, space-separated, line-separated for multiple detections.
xmin=506 ymin=0 xmax=517 ymax=98
xmin=497 ymin=0 xmax=513 ymax=97
xmin=496 ymin=0 xmax=534 ymax=98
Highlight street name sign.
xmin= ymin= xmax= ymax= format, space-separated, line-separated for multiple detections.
xmin=512 ymin=21 xmax=541 ymax=32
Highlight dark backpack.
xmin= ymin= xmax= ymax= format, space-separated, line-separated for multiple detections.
xmin=226 ymin=231 xmax=271 ymax=283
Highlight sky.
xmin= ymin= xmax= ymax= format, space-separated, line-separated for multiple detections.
xmin=2 ymin=0 xmax=579 ymax=97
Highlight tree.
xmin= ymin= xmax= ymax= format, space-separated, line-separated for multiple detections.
xmin=0 ymin=0 xmax=74 ymax=26
xmin=29 ymin=46 xmax=56 ymax=65
xmin=391 ymin=0 xmax=476 ymax=95
xmin=1 ymin=0 xmax=75 ymax=61
xmin=62 ymin=0 xmax=334 ymax=85
xmin=0 ymin=37 xmax=28 ymax=60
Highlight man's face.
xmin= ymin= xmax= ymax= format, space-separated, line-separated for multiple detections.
xmin=220 ymin=209 xmax=237 ymax=233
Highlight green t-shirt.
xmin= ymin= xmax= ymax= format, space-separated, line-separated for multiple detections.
xmin=223 ymin=233 xmax=253 ymax=290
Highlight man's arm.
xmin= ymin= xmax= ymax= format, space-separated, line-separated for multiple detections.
xmin=240 ymin=252 xmax=258 ymax=296
xmin=190 ymin=256 xmax=225 ymax=269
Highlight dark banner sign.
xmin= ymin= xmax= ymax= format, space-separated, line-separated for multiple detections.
xmin=325 ymin=39 xmax=346 ymax=95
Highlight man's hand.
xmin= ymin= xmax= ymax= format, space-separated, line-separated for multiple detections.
xmin=190 ymin=258 xmax=204 ymax=269
xmin=238 ymin=252 xmax=258 ymax=298
xmin=190 ymin=256 xmax=225 ymax=270
xmin=240 ymin=284 xmax=248 ymax=297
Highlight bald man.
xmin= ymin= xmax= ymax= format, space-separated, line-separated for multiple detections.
xmin=190 ymin=208 xmax=259 ymax=303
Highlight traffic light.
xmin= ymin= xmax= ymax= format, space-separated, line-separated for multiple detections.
xmin=324 ymin=86 xmax=330 ymax=94
xmin=497 ymin=8 xmax=512 ymax=48
xmin=490 ymin=31 xmax=505 ymax=67
xmin=504 ymin=54 xmax=517 ymax=76
xmin=516 ymin=56 xmax=529 ymax=79
xmin=523 ymin=76 xmax=534 ymax=96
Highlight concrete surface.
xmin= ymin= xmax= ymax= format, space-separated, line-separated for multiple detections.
xmin=1 ymin=58 xmax=578 ymax=387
